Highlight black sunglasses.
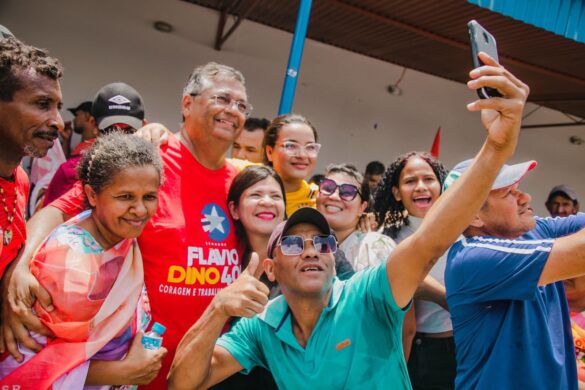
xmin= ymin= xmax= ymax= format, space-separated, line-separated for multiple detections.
xmin=319 ymin=178 xmax=362 ymax=201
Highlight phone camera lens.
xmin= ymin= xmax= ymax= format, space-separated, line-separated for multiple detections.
xmin=483 ymin=32 xmax=489 ymax=43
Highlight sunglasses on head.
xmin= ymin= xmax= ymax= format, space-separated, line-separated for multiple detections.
xmin=319 ymin=178 xmax=362 ymax=201
xmin=278 ymin=234 xmax=337 ymax=256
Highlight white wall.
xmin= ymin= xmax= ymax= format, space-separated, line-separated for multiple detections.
xmin=2 ymin=0 xmax=583 ymax=216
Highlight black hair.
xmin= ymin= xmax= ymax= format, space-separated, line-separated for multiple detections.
xmin=244 ymin=117 xmax=270 ymax=132
xmin=308 ymin=174 xmax=325 ymax=186
xmin=0 ymin=37 xmax=63 ymax=101
xmin=372 ymin=151 xmax=447 ymax=238
xmin=100 ymin=124 xmax=138 ymax=135
xmin=77 ymin=132 xmax=163 ymax=203
xmin=262 ymin=113 xmax=318 ymax=166
xmin=365 ymin=161 xmax=385 ymax=176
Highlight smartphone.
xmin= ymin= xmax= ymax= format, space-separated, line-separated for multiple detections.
xmin=468 ymin=20 xmax=501 ymax=99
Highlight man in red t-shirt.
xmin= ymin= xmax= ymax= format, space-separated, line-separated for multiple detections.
xmin=0 ymin=37 xmax=64 ymax=277
xmin=4 ymin=62 xmax=252 ymax=388
xmin=63 ymin=100 xmax=98 ymax=159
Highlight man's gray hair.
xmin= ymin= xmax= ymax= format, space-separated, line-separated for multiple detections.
xmin=182 ymin=62 xmax=245 ymax=96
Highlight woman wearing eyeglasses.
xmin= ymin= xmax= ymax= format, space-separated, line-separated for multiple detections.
xmin=316 ymin=164 xmax=396 ymax=271
xmin=373 ymin=151 xmax=454 ymax=390
xmin=263 ymin=114 xmax=320 ymax=216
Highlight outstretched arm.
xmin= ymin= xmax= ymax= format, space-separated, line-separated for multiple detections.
xmin=134 ymin=122 xmax=172 ymax=147
xmin=386 ymin=52 xmax=530 ymax=308
xmin=168 ymin=254 xmax=269 ymax=390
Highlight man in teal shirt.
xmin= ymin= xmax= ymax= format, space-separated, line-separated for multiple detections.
xmin=168 ymin=53 xmax=530 ymax=389
xmin=218 ymin=208 xmax=408 ymax=388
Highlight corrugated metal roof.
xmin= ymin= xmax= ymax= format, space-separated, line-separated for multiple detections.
xmin=470 ymin=0 xmax=585 ymax=43
xmin=184 ymin=0 xmax=585 ymax=119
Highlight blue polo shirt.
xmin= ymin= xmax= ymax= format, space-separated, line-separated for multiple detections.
xmin=216 ymin=263 xmax=411 ymax=389
xmin=446 ymin=214 xmax=585 ymax=389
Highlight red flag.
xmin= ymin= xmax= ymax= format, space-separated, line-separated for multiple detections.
xmin=430 ymin=127 xmax=441 ymax=158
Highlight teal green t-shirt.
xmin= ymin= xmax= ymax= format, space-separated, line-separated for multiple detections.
xmin=216 ymin=263 xmax=411 ymax=389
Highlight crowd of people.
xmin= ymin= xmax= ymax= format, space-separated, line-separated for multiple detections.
xmin=1 ymin=23 xmax=585 ymax=390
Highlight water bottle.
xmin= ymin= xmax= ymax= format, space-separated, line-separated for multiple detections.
xmin=142 ymin=322 xmax=166 ymax=350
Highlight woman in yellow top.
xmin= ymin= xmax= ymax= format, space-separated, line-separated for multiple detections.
xmin=262 ymin=114 xmax=320 ymax=216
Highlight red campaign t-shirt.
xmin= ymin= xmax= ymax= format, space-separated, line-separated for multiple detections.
xmin=51 ymin=134 xmax=244 ymax=389
xmin=0 ymin=166 xmax=29 ymax=278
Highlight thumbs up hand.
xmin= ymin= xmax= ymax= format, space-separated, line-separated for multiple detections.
xmin=241 ymin=252 xmax=265 ymax=280
xmin=213 ymin=253 xmax=270 ymax=318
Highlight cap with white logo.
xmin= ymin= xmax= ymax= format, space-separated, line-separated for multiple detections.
xmin=91 ymin=82 xmax=145 ymax=131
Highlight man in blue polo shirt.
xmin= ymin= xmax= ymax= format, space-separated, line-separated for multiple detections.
xmin=167 ymin=53 xmax=531 ymax=390
xmin=444 ymin=160 xmax=585 ymax=389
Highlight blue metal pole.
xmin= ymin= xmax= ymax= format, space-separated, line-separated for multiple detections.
xmin=277 ymin=0 xmax=313 ymax=115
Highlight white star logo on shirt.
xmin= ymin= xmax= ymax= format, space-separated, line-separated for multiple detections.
xmin=202 ymin=206 xmax=226 ymax=234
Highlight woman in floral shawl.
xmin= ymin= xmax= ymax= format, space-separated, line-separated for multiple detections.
xmin=0 ymin=132 xmax=166 ymax=389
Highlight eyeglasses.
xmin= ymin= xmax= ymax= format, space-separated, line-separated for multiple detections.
xmin=191 ymin=93 xmax=253 ymax=117
xmin=319 ymin=178 xmax=362 ymax=201
xmin=278 ymin=234 xmax=337 ymax=256
xmin=278 ymin=141 xmax=321 ymax=157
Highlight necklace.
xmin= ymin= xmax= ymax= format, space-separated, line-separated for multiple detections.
xmin=0 ymin=186 xmax=18 ymax=246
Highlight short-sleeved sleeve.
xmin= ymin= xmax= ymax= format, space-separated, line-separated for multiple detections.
xmin=534 ymin=214 xmax=585 ymax=238
xmin=216 ymin=316 xmax=266 ymax=373
xmin=346 ymin=263 xmax=407 ymax=322
xmin=49 ymin=180 xmax=86 ymax=217
xmin=447 ymin=237 xmax=553 ymax=304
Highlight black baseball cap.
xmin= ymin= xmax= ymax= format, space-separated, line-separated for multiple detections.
xmin=91 ymin=82 xmax=144 ymax=130
xmin=67 ymin=101 xmax=93 ymax=116
xmin=547 ymin=185 xmax=578 ymax=202
xmin=267 ymin=208 xmax=332 ymax=258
